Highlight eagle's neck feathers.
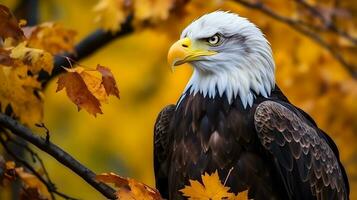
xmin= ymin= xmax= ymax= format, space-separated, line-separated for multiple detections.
xmin=183 ymin=56 xmax=275 ymax=108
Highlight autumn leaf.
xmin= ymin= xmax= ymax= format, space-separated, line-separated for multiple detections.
xmin=56 ymin=67 xmax=103 ymax=116
xmin=0 ymin=4 xmax=25 ymax=42
xmin=0 ymin=48 xmax=13 ymax=66
xmin=96 ymin=172 xmax=162 ymax=200
xmin=97 ymin=65 xmax=120 ymax=98
xmin=0 ymin=160 xmax=50 ymax=199
xmin=1 ymin=161 xmax=15 ymax=185
xmin=24 ymin=22 xmax=77 ymax=54
xmin=230 ymin=190 xmax=248 ymax=200
xmin=180 ymin=171 xmax=234 ymax=200
xmin=20 ymin=188 xmax=49 ymax=200
xmin=56 ymin=66 xmax=119 ymax=116
xmin=93 ymin=0 xmax=176 ymax=32
xmin=80 ymin=68 xmax=109 ymax=103
xmin=134 ymin=0 xmax=173 ymax=22
xmin=9 ymin=41 xmax=54 ymax=74
xmin=15 ymin=167 xmax=51 ymax=199
xmin=0 ymin=64 xmax=43 ymax=125
xmin=93 ymin=0 xmax=131 ymax=32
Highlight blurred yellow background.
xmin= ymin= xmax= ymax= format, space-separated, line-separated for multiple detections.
xmin=0 ymin=0 xmax=356 ymax=199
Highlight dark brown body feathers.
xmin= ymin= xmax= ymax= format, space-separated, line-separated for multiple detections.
xmin=154 ymin=87 xmax=349 ymax=200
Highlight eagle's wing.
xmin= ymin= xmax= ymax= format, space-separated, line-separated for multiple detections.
xmin=254 ymin=100 xmax=348 ymax=200
xmin=154 ymin=104 xmax=175 ymax=198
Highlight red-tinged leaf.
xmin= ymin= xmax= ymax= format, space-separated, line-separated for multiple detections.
xmin=56 ymin=72 xmax=103 ymax=116
xmin=0 ymin=48 xmax=13 ymax=66
xmin=96 ymin=65 xmax=120 ymax=98
xmin=20 ymin=187 xmax=49 ymax=200
xmin=0 ymin=5 xmax=25 ymax=42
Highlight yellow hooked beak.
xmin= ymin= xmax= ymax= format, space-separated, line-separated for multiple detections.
xmin=167 ymin=37 xmax=217 ymax=69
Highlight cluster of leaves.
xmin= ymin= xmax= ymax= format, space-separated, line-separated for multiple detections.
xmin=95 ymin=170 xmax=248 ymax=200
xmin=0 ymin=4 xmax=120 ymax=122
xmin=93 ymin=0 xmax=187 ymax=32
xmin=0 ymin=156 xmax=51 ymax=200
xmin=0 ymin=5 xmax=76 ymax=125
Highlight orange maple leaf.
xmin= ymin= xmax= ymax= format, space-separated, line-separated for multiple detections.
xmin=56 ymin=66 xmax=119 ymax=116
xmin=0 ymin=5 xmax=25 ymax=42
xmin=97 ymin=64 xmax=120 ymax=98
xmin=180 ymin=171 xmax=235 ymax=200
xmin=56 ymin=67 xmax=103 ymax=116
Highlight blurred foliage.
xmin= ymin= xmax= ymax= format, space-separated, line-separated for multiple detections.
xmin=0 ymin=0 xmax=356 ymax=199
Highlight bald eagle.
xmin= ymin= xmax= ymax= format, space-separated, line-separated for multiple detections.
xmin=154 ymin=11 xmax=349 ymax=200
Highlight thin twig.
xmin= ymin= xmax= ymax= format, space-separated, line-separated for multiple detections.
xmin=294 ymin=0 xmax=357 ymax=45
xmin=0 ymin=134 xmax=56 ymax=200
xmin=35 ymin=123 xmax=50 ymax=144
xmin=0 ymin=133 xmax=79 ymax=200
xmin=4 ymin=131 xmax=54 ymax=189
xmin=0 ymin=113 xmax=117 ymax=199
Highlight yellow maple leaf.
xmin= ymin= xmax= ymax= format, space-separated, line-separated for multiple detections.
xmin=0 ymin=65 xmax=43 ymax=125
xmin=9 ymin=41 xmax=53 ymax=74
xmin=93 ymin=0 xmax=130 ymax=32
xmin=180 ymin=171 xmax=234 ymax=200
xmin=0 ymin=42 xmax=48 ymax=126
xmin=77 ymin=68 xmax=108 ymax=103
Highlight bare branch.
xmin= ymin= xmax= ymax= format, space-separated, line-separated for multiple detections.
xmin=294 ymin=0 xmax=357 ymax=45
xmin=14 ymin=0 xmax=39 ymax=26
xmin=0 ymin=113 xmax=117 ymax=199
xmin=233 ymin=0 xmax=357 ymax=78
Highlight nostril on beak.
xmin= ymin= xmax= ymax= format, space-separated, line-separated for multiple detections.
xmin=182 ymin=44 xmax=188 ymax=48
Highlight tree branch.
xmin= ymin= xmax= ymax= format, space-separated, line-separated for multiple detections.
xmin=0 ymin=113 xmax=117 ymax=200
xmin=294 ymin=0 xmax=357 ymax=45
xmin=40 ymin=16 xmax=134 ymax=86
xmin=233 ymin=0 xmax=357 ymax=78
xmin=14 ymin=0 xmax=39 ymax=26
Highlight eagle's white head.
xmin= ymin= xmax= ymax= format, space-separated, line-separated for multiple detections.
xmin=168 ymin=11 xmax=275 ymax=108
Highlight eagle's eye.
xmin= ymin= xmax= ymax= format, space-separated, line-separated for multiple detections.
xmin=207 ymin=34 xmax=221 ymax=46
